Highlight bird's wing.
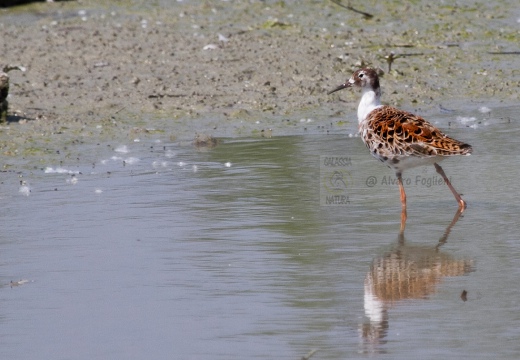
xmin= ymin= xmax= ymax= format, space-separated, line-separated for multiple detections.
xmin=364 ymin=106 xmax=472 ymax=157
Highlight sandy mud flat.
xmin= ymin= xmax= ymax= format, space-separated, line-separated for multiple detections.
xmin=0 ymin=0 xmax=518 ymax=161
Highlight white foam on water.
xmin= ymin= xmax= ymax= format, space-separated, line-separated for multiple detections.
xmin=44 ymin=167 xmax=80 ymax=175
xmin=66 ymin=176 xmax=79 ymax=185
xmin=152 ymin=161 xmax=169 ymax=168
xmin=115 ymin=145 xmax=129 ymax=153
xmin=100 ymin=155 xmax=140 ymax=166
xmin=19 ymin=185 xmax=31 ymax=196
xmin=124 ymin=157 xmax=140 ymax=165
xmin=456 ymin=116 xmax=477 ymax=124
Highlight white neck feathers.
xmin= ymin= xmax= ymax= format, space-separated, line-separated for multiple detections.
xmin=357 ymin=87 xmax=382 ymax=124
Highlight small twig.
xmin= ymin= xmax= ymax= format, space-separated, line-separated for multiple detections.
xmin=329 ymin=0 xmax=373 ymax=19
xmin=385 ymin=43 xmax=416 ymax=48
xmin=148 ymin=93 xmax=188 ymax=99
xmin=301 ymin=349 xmax=318 ymax=360
xmin=381 ymin=52 xmax=424 ymax=72
xmin=488 ymin=51 xmax=520 ymax=55
xmin=396 ymin=53 xmax=424 ymax=57
xmin=114 ymin=106 xmax=126 ymax=115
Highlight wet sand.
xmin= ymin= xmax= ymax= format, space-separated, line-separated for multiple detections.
xmin=1 ymin=0 xmax=519 ymax=158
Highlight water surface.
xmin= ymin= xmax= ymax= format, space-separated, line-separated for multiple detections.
xmin=1 ymin=105 xmax=520 ymax=359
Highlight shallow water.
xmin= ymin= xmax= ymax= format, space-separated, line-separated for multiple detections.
xmin=1 ymin=105 xmax=520 ymax=359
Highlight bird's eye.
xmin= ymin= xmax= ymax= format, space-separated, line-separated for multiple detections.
xmin=359 ymin=73 xmax=364 ymax=78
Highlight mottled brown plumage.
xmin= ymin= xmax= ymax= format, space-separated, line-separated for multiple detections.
xmin=329 ymin=68 xmax=472 ymax=211
xmin=361 ymin=105 xmax=472 ymax=172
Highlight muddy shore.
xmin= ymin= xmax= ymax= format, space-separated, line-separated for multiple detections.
xmin=0 ymin=0 xmax=519 ymax=159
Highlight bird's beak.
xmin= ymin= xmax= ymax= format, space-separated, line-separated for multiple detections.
xmin=327 ymin=82 xmax=352 ymax=95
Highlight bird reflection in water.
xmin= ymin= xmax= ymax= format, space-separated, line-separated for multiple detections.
xmin=360 ymin=209 xmax=473 ymax=354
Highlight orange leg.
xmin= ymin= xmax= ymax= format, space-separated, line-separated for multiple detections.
xmin=396 ymin=172 xmax=407 ymax=209
xmin=434 ymin=163 xmax=467 ymax=210
xmin=397 ymin=172 xmax=407 ymax=233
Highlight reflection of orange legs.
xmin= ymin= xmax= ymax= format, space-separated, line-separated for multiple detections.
xmin=437 ymin=207 xmax=464 ymax=248
xmin=434 ymin=163 xmax=467 ymax=210
xmin=399 ymin=208 xmax=407 ymax=235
